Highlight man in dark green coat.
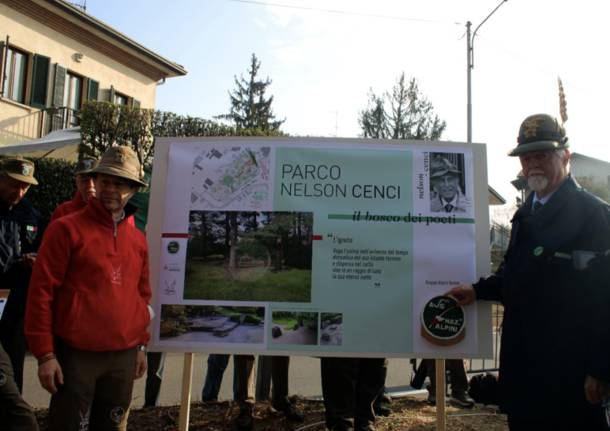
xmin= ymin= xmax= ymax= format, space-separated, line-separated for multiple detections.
xmin=0 ymin=157 xmax=42 ymax=430
xmin=450 ymin=114 xmax=610 ymax=430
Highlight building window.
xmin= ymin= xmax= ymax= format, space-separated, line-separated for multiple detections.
xmin=2 ymin=46 xmax=28 ymax=103
xmin=63 ymin=72 xmax=82 ymax=110
xmin=107 ymin=86 xmax=132 ymax=107
xmin=114 ymin=91 xmax=129 ymax=106
xmin=63 ymin=71 xmax=83 ymax=127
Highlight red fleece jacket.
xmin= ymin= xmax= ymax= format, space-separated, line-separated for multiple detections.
xmin=25 ymin=197 xmax=151 ymax=357
xmin=50 ymin=192 xmax=86 ymax=222
xmin=50 ymin=192 xmax=137 ymax=226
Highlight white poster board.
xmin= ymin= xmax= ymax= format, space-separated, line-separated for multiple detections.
xmin=147 ymin=137 xmax=492 ymax=359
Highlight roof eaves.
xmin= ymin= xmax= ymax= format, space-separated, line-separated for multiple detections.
xmin=45 ymin=0 xmax=187 ymax=77
xmin=488 ymin=185 xmax=507 ymax=205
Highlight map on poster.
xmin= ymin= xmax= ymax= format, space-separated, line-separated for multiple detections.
xmin=190 ymin=146 xmax=272 ymax=210
xmin=148 ymin=138 xmax=492 ymax=358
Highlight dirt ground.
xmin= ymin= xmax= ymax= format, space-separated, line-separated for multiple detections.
xmin=34 ymin=396 xmax=508 ymax=430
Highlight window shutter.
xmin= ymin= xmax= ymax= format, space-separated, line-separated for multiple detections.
xmin=30 ymin=54 xmax=50 ymax=108
xmin=87 ymin=79 xmax=99 ymax=101
xmin=132 ymin=99 xmax=141 ymax=108
xmin=109 ymin=85 xmax=115 ymax=102
xmin=52 ymin=64 xmax=66 ymax=107
xmin=0 ymin=41 xmax=5 ymax=96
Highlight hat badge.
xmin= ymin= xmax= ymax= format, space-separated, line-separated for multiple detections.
xmin=114 ymin=151 xmax=126 ymax=163
xmin=522 ymin=118 xmax=542 ymax=138
xmin=21 ymin=163 xmax=32 ymax=176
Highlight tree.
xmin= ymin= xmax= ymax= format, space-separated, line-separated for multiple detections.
xmin=79 ymin=101 xmax=154 ymax=167
xmin=359 ymin=92 xmax=387 ymax=139
xmin=219 ymin=53 xmax=284 ymax=132
xmin=359 ymin=73 xmax=446 ymax=140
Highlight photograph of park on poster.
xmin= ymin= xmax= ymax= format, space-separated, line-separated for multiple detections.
xmin=159 ymin=305 xmax=265 ymax=344
xmin=271 ymin=311 xmax=318 ymax=345
xmin=320 ymin=313 xmax=343 ymax=346
xmin=184 ymin=210 xmax=314 ymax=302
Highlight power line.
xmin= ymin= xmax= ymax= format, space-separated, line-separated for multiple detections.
xmin=228 ymin=0 xmax=461 ymax=25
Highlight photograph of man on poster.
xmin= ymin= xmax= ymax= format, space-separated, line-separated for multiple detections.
xmin=429 ymin=153 xmax=470 ymax=213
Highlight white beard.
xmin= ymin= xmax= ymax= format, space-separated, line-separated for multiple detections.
xmin=527 ymin=175 xmax=549 ymax=193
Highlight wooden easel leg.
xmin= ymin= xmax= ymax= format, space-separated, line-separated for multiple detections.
xmin=435 ymin=358 xmax=446 ymax=431
xmin=178 ymin=352 xmax=194 ymax=431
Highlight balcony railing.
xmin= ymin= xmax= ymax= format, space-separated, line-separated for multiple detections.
xmin=0 ymin=106 xmax=79 ymax=147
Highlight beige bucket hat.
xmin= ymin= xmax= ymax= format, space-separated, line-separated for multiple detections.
xmin=90 ymin=146 xmax=147 ymax=186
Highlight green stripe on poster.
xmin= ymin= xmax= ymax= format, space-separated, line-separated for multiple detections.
xmin=328 ymin=214 xmax=475 ymax=224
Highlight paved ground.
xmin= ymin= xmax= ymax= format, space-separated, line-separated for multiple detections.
xmin=23 ymin=351 xmax=498 ymax=409
xmin=22 ymin=353 xmax=416 ymax=408
xmin=271 ymin=326 xmax=317 ymax=345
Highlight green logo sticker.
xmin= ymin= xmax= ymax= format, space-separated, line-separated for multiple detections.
xmin=167 ymin=241 xmax=180 ymax=254
xmin=533 ymin=246 xmax=544 ymax=256
xmin=420 ymin=295 xmax=465 ymax=346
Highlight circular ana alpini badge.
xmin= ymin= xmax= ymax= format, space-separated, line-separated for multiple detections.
xmin=167 ymin=241 xmax=180 ymax=254
xmin=420 ymin=295 xmax=465 ymax=346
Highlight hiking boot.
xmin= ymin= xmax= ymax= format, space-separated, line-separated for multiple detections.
xmin=272 ymin=401 xmax=305 ymax=422
xmin=380 ymin=393 xmax=392 ymax=404
xmin=450 ymin=391 xmax=475 ymax=408
xmin=373 ymin=403 xmax=391 ymax=416
xmin=373 ymin=392 xmax=392 ymax=416
xmin=234 ymin=406 xmax=254 ymax=431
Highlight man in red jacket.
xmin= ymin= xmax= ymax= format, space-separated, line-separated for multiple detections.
xmin=49 ymin=156 xmax=97 ymax=221
xmin=25 ymin=146 xmax=151 ymax=431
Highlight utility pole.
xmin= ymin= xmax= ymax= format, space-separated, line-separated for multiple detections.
xmin=466 ymin=21 xmax=472 ymax=145
xmin=466 ymin=0 xmax=508 ymax=145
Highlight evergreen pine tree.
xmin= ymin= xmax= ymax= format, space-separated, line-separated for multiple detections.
xmin=219 ymin=53 xmax=284 ymax=132
xmin=359 ymin=91 xmax=388 ymax=139
xmin=359 ymin=73 xmax=446 ymax=140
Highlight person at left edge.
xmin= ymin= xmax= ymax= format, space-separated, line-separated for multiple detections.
xmin=0 ymin=156 xmax=42 ymax=430
xmin=0 ymin=156 xmax=44 ymax=393
xmin=25 ymin=146 xmax=151 ymax=431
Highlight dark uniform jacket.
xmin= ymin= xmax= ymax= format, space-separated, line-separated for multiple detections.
xmin=473 ymin=176 xmax=610 ymax=418
xmin=0 ymin=198 xmax=44 ymax=335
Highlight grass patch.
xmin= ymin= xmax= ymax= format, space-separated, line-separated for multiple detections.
xmin=273 ymin=317 xmax=298 ymax=330
xmin=184 ymin=263 xmax=311 ymax=302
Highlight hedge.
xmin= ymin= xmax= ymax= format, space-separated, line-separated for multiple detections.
xmin=26 ymin=157 xmax=76 ymax=222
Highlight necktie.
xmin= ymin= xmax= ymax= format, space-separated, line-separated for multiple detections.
xmin=531 ymin=201 xmax=543 ymax=214
xmin=444 ymin=203 xmax=454 ymax=212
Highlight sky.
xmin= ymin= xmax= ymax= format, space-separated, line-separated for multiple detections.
xmin=85 ymin=0 xmax=610 ymax=205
